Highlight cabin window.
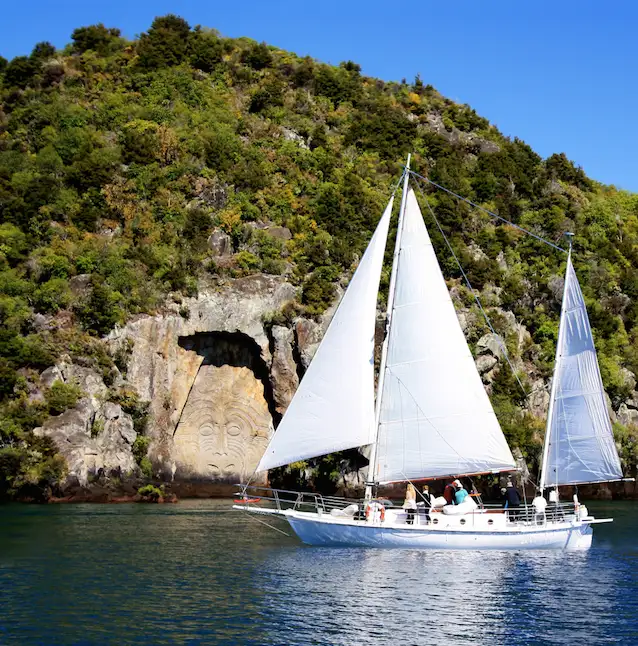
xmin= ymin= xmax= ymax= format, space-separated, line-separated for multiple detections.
xmin=487 ymin=519 xmax=494 ymax=525
xmin=432 ymin=518 xmax=439 ymax=525
xmin=460 ymin=518 xmax=466 ymax=525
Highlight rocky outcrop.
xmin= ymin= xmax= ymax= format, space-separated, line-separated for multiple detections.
xmin=208 ymin=229 xmax=232 ymax=256
xmin=477 ymin=332 xmax=505 ymax=359
xmin=269 ymin=325 xmax=299 ymax=414
xmin=294 ymin=317 xmax=322 ymax=370
xmin=106 ymin=275 xmax=296 ymax=482
xmin=31 ymin=275 xmax=300 ymax=494
xmin=34 ymin=362 xmax=138 ymax=489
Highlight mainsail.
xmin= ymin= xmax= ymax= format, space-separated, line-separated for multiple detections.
xmin=540 ymin=253 xmax=623 ymax=488
xmin=256 ymin=197 xmax=394 ymax=472
xmin=374 ymin=189 xmax=516 ymax=483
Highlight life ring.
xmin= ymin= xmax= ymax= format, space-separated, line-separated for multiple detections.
xmin=365 ymin=501 xmax=385 ymax=522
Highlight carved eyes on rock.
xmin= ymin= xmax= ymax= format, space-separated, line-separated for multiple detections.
xmin=226 ymin=422 xmax=243 ymax=437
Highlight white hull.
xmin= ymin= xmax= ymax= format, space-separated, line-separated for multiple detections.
xmin=285 ymin=512 xmax=594 ymax=550
xmin=234 ymin=504 xmax=611 ymax=551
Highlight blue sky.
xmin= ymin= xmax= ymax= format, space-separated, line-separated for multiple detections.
xmin=2 ymin=0 xmax=636 ymax=190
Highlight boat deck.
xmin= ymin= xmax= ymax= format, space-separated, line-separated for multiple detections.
xmin=233 ymin=485 xmax=583 ymax=530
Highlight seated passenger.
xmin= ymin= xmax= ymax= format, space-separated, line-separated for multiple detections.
xmin=443 ymin=480 xmax=457 ymax=505
xmin=454 ymin=480 xmax=469 ymax=505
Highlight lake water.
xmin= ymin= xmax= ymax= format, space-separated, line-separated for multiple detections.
xmin=1 ymin=499 xmax=636 ymax=645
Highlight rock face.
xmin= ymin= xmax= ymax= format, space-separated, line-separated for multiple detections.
xmin=107 ymin=275 xmax=296 ymax=482
xmin=34 ymin=362 xmax=138 ymax=488
xmin=173 ymin=364 xmax=271 ymax=480
xmin=31 ymin=274 xmax=301 ymax=493
xmin=269 ymin=325 xmax=299 ymax=414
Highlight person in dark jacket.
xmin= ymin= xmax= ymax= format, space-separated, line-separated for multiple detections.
xmin=421 ymin=485 xmax=433 ymax=523
xmin=503 ymin=481 xmax=521 ymax=508
xmin=443 ymin=480 xmax=457 ymax=505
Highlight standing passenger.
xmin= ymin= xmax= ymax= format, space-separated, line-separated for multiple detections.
xmin=532 ymin=490 xmax=547 ymax=525
xmin=421 ymin=485 xmax=433 ymax=523
xmin=503 ymin=482 xmax=521 ymax=507
xmin=403 ymin=483 xmax=417 ymax=524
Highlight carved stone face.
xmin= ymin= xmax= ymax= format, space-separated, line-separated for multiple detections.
xmin=173 ymin=365 xmax=271 ymax=480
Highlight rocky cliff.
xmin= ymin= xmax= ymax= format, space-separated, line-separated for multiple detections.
xmin=31 ymin=269 xmax=638 ymax=500
xmin=33 ymin=273 xmax=326 ymax=497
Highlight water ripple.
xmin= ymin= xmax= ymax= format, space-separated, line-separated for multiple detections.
xmin=0 ymin=501 xmax=636 ymax=645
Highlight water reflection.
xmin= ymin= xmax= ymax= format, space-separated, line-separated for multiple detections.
xmin=0 ymin=501 xmax=637 ymax=645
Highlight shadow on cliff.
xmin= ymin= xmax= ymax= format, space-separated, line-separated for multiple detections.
xmin=178 ymin=331 xmax=281 ymax=426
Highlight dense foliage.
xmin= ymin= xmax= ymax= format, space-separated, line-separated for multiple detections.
xmin=1 ymin=15 xmax=637 ymax=497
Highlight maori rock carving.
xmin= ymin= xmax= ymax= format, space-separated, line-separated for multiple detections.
xmin=173 ymin=364 xmax=271 ymax=480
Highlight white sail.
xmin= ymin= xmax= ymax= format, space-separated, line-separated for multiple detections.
xmin=374 ymin=189 xmax=516 ymax=483
xmin=256 ymin=197 xmax=394 ymax=472
xmin=540 ymin=254 xmax=623 ymax=488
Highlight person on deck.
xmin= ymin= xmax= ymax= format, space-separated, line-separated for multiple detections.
xmin=403 ymin=483 xmax=417 ymax=524
xmin=454 ymin=480 xmax=469 ymax=505
xmin=532 ymin=490 xmax=547 ymax=525
xmin=443 ymin=480 xmax=457 ymax=505
xmin=421 ymin=485 xmax=433 ymax=523
xmin=503 ymin=481 xmax=521 ymax=510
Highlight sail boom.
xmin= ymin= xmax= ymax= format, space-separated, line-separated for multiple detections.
xmin=379 ymin=467 xmax=519 ymax=485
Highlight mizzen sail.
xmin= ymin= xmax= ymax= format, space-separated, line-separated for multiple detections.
xmin=256 ymin=197 xmax=394 ymax=472
xmin=374 ymin=189 xmax=516 ymax=483
xmin=540 ymin=254 xmax=622 ymax=488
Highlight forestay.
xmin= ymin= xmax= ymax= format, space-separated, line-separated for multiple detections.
xmin=375 ymin=189 xmax=516 ymax=483
xmin=540 ymin=254 xmax=622 ymax=488
xmin=256 ymin=198 xmax=394 ymax=472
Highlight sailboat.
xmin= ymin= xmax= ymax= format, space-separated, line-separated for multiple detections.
xmin=234 ymin=156 xmax=624 ymax=550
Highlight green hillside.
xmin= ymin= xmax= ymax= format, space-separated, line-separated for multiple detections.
xmin=1 ymin=15 xmax=637 ymax=498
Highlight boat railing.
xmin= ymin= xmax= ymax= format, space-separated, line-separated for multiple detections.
xmin=235 ymin=485 xmax=362 ymax=515
xmin=479 ymin=502 xmax=577 ymax=526
xmin=235 ymin=486 xmax=580 ymax=527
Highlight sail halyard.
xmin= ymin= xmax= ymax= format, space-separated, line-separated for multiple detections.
xmin=255 ymin=196 xmax=394 ymax=472
xmin=539 ymin=246 xmax=623 ymax=490
xmin=365 ymin=155 xmax=411 ymax=499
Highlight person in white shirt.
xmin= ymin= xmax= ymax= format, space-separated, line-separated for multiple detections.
xmin=547 ymin=488 xmax=564 ymax=520
xmin=531 ymin=491 xmax=547 ymax=525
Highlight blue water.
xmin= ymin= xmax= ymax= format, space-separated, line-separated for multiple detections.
xmin=0 ymin=500 xmax=636 ymax=645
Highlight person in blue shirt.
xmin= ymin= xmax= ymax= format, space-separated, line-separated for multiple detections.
xmin=454 ymin=479 xmax=468 ymax=504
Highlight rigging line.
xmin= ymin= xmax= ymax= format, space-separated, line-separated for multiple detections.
xmin=241 ymin=509 xmax=292 ymax=537
xmin=414 ymin=181 xmax=528 ymax=398
xmin=392 ymin=167 xmax=408 ymax=195
xmin=386 ymin=368 xmax=473 ymax=467
xmin=409 ymin=170 xmax=568 ymax=254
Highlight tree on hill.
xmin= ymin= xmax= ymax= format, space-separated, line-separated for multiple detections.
xmin=71 ymin=23 xmax=121 ymax=54
xmin=137 ymin=14 xmax=191 ymax=69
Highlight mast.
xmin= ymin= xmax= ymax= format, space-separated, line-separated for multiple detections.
xmin=365 ymin=154 xmax=411 ymax=500
xmin=539 ymin=233 xmax=573 ymax=495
